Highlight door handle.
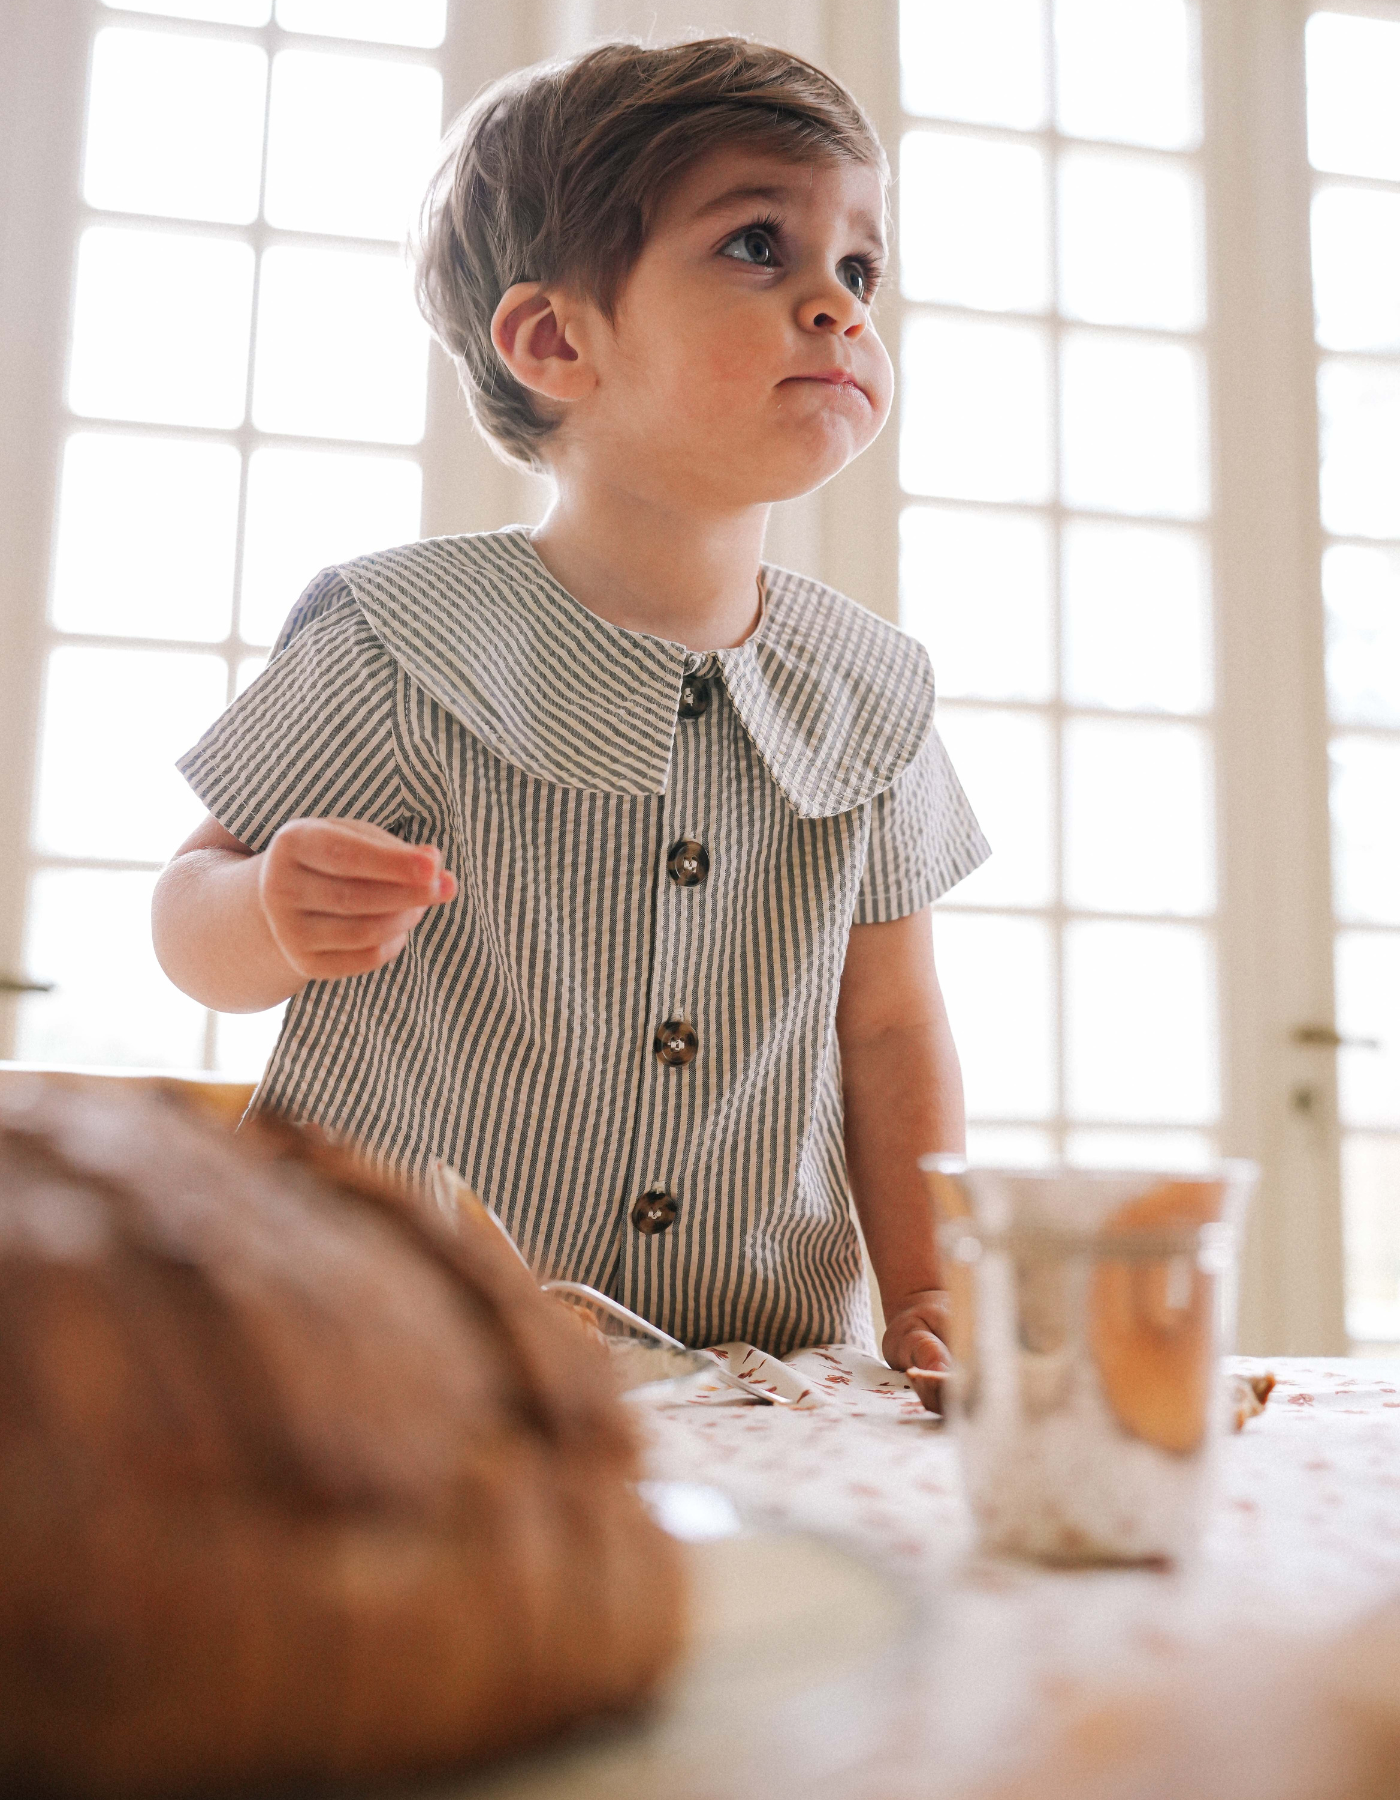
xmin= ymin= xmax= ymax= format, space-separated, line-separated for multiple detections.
xmin=1292 ymin=1024 xmax=1381 ymax=1050
xmin=0 ymin=975 xmax=54 ymax=995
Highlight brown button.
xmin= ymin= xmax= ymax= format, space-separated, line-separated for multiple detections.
xmin=632 ymin=1187 xmax=678 ymax=1234
xmin=678 ymin=676 xmax=711 ymax=720
xmin=653 ymin=1018 xmax=698 ymax=1067
xmin=667 ymin=838 xmax=710 ymax=887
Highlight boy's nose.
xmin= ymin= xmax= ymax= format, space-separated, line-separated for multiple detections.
xmin=796 ymin=285 xmax=866 ymax=337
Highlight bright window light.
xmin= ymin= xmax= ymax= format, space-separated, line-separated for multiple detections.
xmin=85 ymin=27 xmax=267 ymax=225
xmin=68 ymin=226 xmax=254 ymax=428
xmin=275 ymin=0 xmax=446 ymax=48
xmin=263 ymin=49 xmax=442 ymax=241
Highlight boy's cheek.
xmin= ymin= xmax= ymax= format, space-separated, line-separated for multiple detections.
xmin=686 ymin=324 xmax=785 ymax=394
xmin=859 ymin=333 xmax=895 ymax=422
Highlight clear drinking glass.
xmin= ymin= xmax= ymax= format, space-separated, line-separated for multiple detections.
xmin=920 ymin=1156 xmax=1257 ymax=1565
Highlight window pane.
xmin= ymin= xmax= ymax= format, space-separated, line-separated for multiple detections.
xmin=1324 ymin=544 xmax=1400 ymax=731
xmin=239 ymin=446 xmax=422 ymax=644
xmin=1330 ymin=736 xmax=1400 ymax=926
xmin=1062 ymin=519 xmax=1211 ymax=713
xmin=1058 ymin=148 xmax=1204 ymax=332
xmin=1065 ymin=919 xmax=1217 ymax=1123
xmin=1336 ymin=932 xmax=1400 ymax=1129
xmin=901 ymin=505 xmax=1053 ymax=702
xmin=215 ymin=1003 xmax=285 ymax=1077
xmin=251 ymin=244 xmax=428 ymax=443
xmin=1312 ymin=187 xmax=1400 ymax=356
xmin=936 ymin=912 xmax=1056 ymax=1120
xmin=900 ymin=0 xmax=1047 ymax=130
xmin=264 ymin=50 xmax=442 ymax=242
xmin=1306 ymin=12 xmax=1400 ymax=183
xmin=900 ymin=131 xmax=1048 ymax=312
xmin=275 ymin=0 xmax=446 ymax=47
xmin=1055 ymin=0 xmax=1200 ymax=151
xmin=1343 ymin=1134 xmax=1400 ymax=1343
xmin=51 ymin=434 xmax=239 ymax=643
xmin=1317 ymin=358 xmax=1400 ymax=540
xmin=85 ymin=28 xmax=266 ymax=226
xmin=237 ymin=654 xmax=269 ymax=692
xmin=16 ymin=869 xmax=207 ymax=1069
xmin=902 ymin=315 xmax=1052 ymax=503
xmin=1064 ymin=1128 xmax=1214 ymax=1171
xmin=33 ymin=647 xmax=227 ymax=862
xmin=1060 ymin=330 xmax=1209 ymax=519
xmin=1064 ymin=717 xmax=1214 ymax=916
xmin=69 ymin=227 xmax=254 ymax=428
xmin=935 ymin=708 xmax=1055 ymax=908
xmin=104 ymin=0 xmax=272 ymax=22
xmin=966 ymin=1125 xmax=1056 ymax=1166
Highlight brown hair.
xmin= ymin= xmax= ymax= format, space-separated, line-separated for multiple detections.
xmin=413 ymin=37 xmax=886 ymax=471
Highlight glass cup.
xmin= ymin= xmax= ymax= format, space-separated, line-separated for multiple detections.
xmin=919 ymin=1156 xmax=1258 ymax=1565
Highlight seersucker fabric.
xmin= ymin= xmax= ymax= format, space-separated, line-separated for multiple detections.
xmin=178 ymin=526 xmax=989 ymax=1354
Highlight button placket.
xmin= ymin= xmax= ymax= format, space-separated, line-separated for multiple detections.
xmin=621 ymin=655 xmax=723 ymax=1292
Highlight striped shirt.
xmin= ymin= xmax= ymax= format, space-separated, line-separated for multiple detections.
xmin=179 ymin=527 xmax=989 ymax=1354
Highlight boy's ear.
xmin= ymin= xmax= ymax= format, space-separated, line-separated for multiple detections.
xmin=490 ymin=283 xmax=595 ymax=404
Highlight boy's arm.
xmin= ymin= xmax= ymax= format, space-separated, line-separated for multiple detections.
xmin=152 ymin=813 xmax=456 ymax=1014
xmin=836 ymin=906 xmax=964 ymax=1373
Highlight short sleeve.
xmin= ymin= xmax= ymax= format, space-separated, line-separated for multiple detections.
xmin=853 ymin=724 xmax=991 ymax=924
xmin=177 ymin=576 xmax=404 ymax=853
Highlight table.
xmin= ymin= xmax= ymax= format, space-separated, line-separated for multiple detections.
xmin=460 ymin=1354 xmax=1400 ymax=1800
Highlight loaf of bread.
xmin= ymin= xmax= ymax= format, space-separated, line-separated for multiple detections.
xmin=0 ymin=1079 xmax=685 ymax=1796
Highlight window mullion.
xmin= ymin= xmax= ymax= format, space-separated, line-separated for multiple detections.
xmin=808 ymin=0 xmax=903 ymax=621
xmin=1202 ymin=0 xmax=1346 ymax=1352
xmin=419 ymin=0 xmax=551 ymax=541
xmin=0 ymin=2 xmax=93 ymax=1053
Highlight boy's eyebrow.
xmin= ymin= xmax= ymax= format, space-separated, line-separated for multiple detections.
xmin=691 ymin=180 xmax=885 ymax=248
xmin=692 ymin=181 xmax=799 ymax=216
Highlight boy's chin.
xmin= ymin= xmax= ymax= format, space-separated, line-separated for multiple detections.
xmin=600 ymin=422 xmax=877 ymax=508
xmin=748 ymin=435 xmax=873 ymax=503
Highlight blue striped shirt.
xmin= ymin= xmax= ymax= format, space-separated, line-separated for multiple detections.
xmin=179 ymin=527 xmax=988 ymax=1353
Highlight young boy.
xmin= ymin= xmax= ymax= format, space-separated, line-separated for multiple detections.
xmin=153 ymin=38 xmax=989 ymax=1369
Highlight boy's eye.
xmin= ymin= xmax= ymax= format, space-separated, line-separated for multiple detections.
xmin=840 ymin=259 xmax=870 ymax=301
xmin=721 ymin=227 xmax=777 ymax=267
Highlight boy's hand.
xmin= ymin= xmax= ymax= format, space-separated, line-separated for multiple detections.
xmin=258 ymin=818 xmax=457 ymax=982
xmin=881 ymin=1288 xmax=952 ymax=1375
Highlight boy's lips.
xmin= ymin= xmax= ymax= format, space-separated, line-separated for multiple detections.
xmin=782 ymin=369 xmax=869 ymax=402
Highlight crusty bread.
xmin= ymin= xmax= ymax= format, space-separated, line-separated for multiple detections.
xmin=0 ymin=1080 xmax=685 ymax=1796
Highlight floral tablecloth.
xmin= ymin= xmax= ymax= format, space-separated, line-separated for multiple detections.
xmin=632 ymin=1351 xmax=1400 ymax=1796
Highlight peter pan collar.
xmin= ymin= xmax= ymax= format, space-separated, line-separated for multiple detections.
xmin=334 ymin=526 xmax=934 ymax=819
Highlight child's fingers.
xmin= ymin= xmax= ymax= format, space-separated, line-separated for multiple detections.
xmin=296 ymin=939 xmax=410 ymax=981
xmin=902 ymin=1328 xmax=952 ymax=1373
xmin=263 ymin=825 xmax=457 ymax=937
xmin=294 ymin=906 xmax=430 ymax=953
xmin=275 ymin=818 xmax=446 ymax=886
xmin=292 ymin=869 xmax=455 ymax=916
xmin=883 ymin=1313 xmax=952 ymax=1374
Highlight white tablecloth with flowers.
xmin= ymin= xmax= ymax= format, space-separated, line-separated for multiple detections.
xmin=461 ymin=1354 xmax=1400 ymax=1800
xmin=648 ymin=1351 xmax=1400 ymax=1794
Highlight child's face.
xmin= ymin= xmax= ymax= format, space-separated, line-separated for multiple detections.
xmin=569 ymin=145 xmax=892 ymax=508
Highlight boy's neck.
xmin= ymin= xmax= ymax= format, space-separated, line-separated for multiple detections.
xmin=529 ymin=479 xmax=768 ymax=653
